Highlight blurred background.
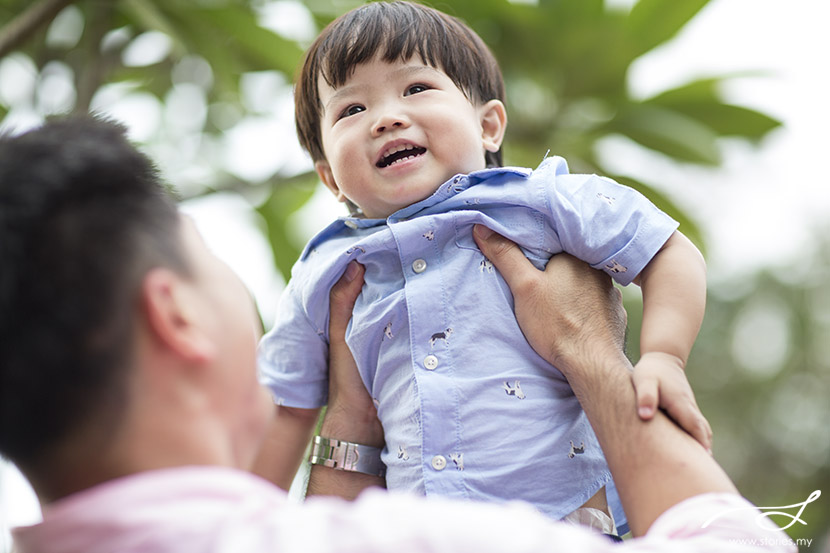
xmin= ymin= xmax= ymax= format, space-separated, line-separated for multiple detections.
xmin=1 ymin=0 xmax=827 ymax=549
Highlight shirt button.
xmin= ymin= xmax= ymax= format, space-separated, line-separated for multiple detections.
xmin=423 ymin=355 xmax=439 ymax=370
xmin=412 ymin=258 xmax=427 ymax=273
xmin=431 ymin=455 xmax=447 ymax=471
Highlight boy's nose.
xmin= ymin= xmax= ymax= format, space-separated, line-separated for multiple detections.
xmin=373 ymin=113 xmax=409 ymax=136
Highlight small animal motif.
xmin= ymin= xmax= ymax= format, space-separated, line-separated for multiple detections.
xmin=383 ymin=322 xmax=394 ymax=341
xmin=605 ymin=260 xmax=627 ymax=274
xmin=464 ymin=198 xmax=481 ymax=206
xmin=345 ymin=245 xmax=366 ymax=256
xmin=502 ymin=380 xmax=526 ymax=399
xmin=596 ymin=192 xmax=616 ymax=205
xmin=479 ymin=257 xmax=494 ymax=273
xmin=423 ymin=230 xmax=435 ymax=241
xmin=429 ymin=328 xmax=453 ymax=348
xmin=450 ymin=452 xmax=464 ymax=471
xmin=398 ymin=445 xmax=410 ymax=461
xmin=568 ymin=440 xmax=585 ymax=459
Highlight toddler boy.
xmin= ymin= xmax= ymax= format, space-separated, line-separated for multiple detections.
xmin=258 ymin=1 xmax=708 ymax=536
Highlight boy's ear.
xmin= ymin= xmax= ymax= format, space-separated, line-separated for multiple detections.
xmin=480 ymin=99 xmax=507 ymax=153
xmin=315 ymin=160 xmax=346 ymax=203
xmin=141 ymin=268 xmax=215 ymax=365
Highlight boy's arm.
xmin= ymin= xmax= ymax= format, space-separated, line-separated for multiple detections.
xmin=251 ymin=405 xmax=320 ymax=490
xmin=633 ymin=230 xmax=711 ymax=449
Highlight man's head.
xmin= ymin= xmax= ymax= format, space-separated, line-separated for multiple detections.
xmin=0 ymin=117 xmax=271 ymax=496
xmin=295 ymin=1 xmax=508 ymax=218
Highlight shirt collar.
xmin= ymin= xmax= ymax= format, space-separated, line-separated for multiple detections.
xmin=301 ymin=166 xmax=532 ymax=257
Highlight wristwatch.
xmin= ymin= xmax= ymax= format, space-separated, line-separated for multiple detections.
xmin=309 ymin=436 xmax=387 ymax=478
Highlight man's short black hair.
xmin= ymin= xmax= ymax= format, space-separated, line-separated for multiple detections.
xmin=0 ymin=116 xmax=187 ymax=471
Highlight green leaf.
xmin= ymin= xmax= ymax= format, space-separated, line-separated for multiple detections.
xmin=608 ymin=104 xmax=721 ymax=165
xmin=626 ymin=0 xmax=710 ymax=57
xmin=119 ymin=0 xmax=188 ymax=56
xmin=183 ymin=5 xmax=303 ymax=74
xmin=648 ymin=78 xmax=782 ymax=140
xmin=256 ymin=173 xmax=318 ymax=281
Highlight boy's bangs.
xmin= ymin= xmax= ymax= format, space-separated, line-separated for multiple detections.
xmin=317 ymin=4 xmax=479 ymax=101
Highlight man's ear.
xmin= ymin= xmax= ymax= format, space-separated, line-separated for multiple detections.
xmin=141 ymin=268 xmax=215 ymax=364
xmin=480 ymin=99 xmax=507 ymax=154
xmin=315 ymin=160 xmax=346 ymax=204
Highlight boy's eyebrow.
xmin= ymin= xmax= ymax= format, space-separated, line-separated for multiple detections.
xmin=322 ymin=64 xmax=443 ymax=114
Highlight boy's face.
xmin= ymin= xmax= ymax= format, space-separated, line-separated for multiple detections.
xmin=314 ymin=57 xmax=506 ymax=219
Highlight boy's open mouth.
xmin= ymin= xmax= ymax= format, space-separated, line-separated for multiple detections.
xmin=376 ymin=144 xmax=427 ymax=168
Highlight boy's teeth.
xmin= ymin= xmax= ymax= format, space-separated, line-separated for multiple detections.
xmin=377 ymin=144 xmax=425 ymax=168
xmin=383 ymin=144 xmax=414 ymax=158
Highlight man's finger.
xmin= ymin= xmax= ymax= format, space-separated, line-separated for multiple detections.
xmin=473 ymin=224 xmax=539 ymax=290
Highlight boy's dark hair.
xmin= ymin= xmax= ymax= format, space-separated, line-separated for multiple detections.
xmin=295 ymin=0 xmax=506 ymax=168
xmin=0 ymin=116 xmax=187 ymax=472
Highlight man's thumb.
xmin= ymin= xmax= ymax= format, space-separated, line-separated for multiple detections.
xmin=473 ymin=225 xmax=537 ymax=288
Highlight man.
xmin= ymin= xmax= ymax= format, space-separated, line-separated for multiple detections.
xmin=0 ymin=117 xmax=790 ymax=551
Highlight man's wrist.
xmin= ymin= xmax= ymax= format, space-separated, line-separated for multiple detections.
xmin=319 ymin=403 xmax=384 ymax=447
xmin=309 ymin=436 xmax=386 ymax=477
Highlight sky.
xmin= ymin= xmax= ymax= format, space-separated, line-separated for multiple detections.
xmin=2 ymin=0 xmax=830 ymax=548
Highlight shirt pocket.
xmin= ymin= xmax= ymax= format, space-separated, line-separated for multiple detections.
xmin=451 ymin=207 xmax=552 ymax=269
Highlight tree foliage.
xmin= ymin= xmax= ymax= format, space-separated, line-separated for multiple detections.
xmin=1 ymin=0 xmax=780 ymax=273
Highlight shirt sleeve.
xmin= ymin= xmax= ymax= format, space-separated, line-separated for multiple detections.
xmin=541 ymin=160 xmax=679 ymax=286
xmin=257 ymin=278 xmax=329 ymax=409
xmin=636 ymin=493 xmax=798 ymax=553
xmin=285 ymin=490 xmax=795 ymax=553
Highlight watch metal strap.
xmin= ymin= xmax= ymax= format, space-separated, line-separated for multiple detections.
xmin=309 ymin=436 xmax=387 ymax=478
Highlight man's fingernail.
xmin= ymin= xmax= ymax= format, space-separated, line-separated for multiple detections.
xmin=638 ymin=406 xmax=652 ymax=418
xmin=474 ymin=224 xmax=493 ymax=239
xmin=344 ymin=261 xmax=359 ymax=282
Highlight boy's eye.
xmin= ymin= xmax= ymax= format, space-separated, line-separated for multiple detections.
xmin=405 ymin=84 xmax=429 ymax=96
xmin=339 ymin=104 xmax=365 ymax=119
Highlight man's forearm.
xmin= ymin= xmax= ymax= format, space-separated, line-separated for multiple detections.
xmin=556 ymin=337 xmax=736 ymax=536
xmin=306 ymin=404 xmax=385 ymax=498
xmin=309 ymin=260 xmax=386 ymax=499
xmin=251 ymin=406 xmax=320 ymax=491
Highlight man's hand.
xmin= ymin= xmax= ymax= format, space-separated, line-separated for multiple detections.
xmin=322 ymin=261 xmax=384 ymax=446
xmin=633 ymin=352 xmax=712 ymax=452
xmin=473 ymin=225 xmax=711 ymax=450
xmin=472 ymin=225 xmax=626 ymax=378
xmin=307 ymin=261 xmax=385 ymax=498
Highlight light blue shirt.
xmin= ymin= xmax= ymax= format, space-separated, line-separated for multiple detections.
xmin=259 ymin=156 xmax=678 ymax=531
